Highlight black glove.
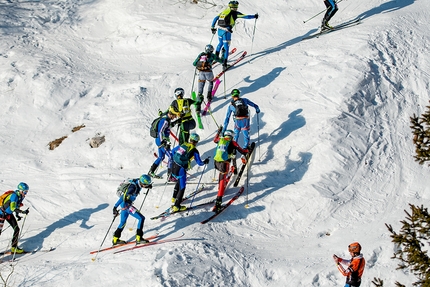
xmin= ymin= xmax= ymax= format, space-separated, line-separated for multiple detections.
xmin=211 ymin=27 xmax=217 ymax=34
xmin=254 ymin=13 xmax=259 ymax=19
xmin=113 ymin=207 xmax=119 ymax=216
xmin=227 ymin=27 xmax=233 ymax=33
xmin=217 ymin=125 xmax=223 ymax=135
xmin=145 ymin=183 xmax=153 ymax=190
xmin=16 ymin=214 xmax=22 ymax=221
xmin=203 ymin=158 xmax=210 ymax=165
xmin=15 ymin=209 xmax=29 ymax=215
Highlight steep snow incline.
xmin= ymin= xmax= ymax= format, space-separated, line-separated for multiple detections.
xmin=0 ymin=0 xmax=429 ymax=286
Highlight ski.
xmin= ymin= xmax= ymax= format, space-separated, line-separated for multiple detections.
xmin=151 ymin=200 xmax=215 ymax=220
xmin=0 ymin=247 xmax=55 ymax=256
xmin=212 ymin=47 xmax=237 ymax=69
xmin=191 ymin=91 xmax=204 ymax=129
xmin=150 ymin=184 xmax=208 ymax=220
xmin=89 ymin=234 xmax=159 ymax=254
xmin=233 ymin=142 xmax=256 ymax=187
xmin=201 ymin=78 xmax=221 ymax=116
xmin=302 ymin=19 xmax=361 ymax=41
xmin=113 ymin=233 xmax=185 ymax=254
xmin=213 ymin=51 xmax=247 ymax=80
xmin=201 ymin=186 xmax=245 ymax=224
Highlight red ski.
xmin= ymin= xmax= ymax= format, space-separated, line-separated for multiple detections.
xmin=201 ymin=186 xmax=244 ymax=224
xmin=113 ymin=233 xmax=185 ymax=254
xmin=213 ymin=51 xmax=247 ymax=80
xmin=90 ymin=234 xmax=159 ymax=254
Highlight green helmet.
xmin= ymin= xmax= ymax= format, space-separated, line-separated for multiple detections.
xmin=231 ymin=89 xmax=240 ymax=97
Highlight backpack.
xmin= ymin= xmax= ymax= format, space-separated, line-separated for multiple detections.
xmin=214 ymin=137 xmax=232 ymax=162
xmin=196 ymin=53 xmax=211 ymax=71
xmin=231 ymin=99 xmax=249 ymax=117
xmin=150 ymin=114 xmax=165 ymax=138
xmin=116 ymin=180 xmax=135 ymax=198
xmin=173 ymin=144 xmax=195 ymax=167
xmin=217 ymin=8 xmax=232 ymax=28
xmin=0 ymin=190 xmax=14 ymax=208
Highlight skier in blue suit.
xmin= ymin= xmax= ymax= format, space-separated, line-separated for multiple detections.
xmin=210 ymin=1 xmax=258 ymax=69
xmin=170 ymin=133 xmax=209 ymax=212
xmin=112 ymin=175 xmax=152 ymax=245
xmin=221 ymin=89 xmax=260 ymax=150
xmin=321 ymin=0 xmax=338 ymax=30
xmin=148 ymin=110 xmax=177 ymax=179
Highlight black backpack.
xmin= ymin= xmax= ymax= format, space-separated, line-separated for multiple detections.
xmin=150 ymin=113 xmax=167 ymax=138
xmin=196 ymin=53 xmax=211 ymax=71
xmin=231 ymin=99 xmax=249 ymax=117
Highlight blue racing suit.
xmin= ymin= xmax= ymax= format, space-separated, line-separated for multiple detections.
xmin=113 ymin=180 xmax=145 ymax=238
xmin=211 ymin=8 xmax=256 ymax=61
xmin=222 ymin=97 xmax=260 ymax=149
xmin=170 ymin=143 xmax=206 ymax=208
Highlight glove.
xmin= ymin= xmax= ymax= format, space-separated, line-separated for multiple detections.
xmin=203 ymin=158 xmax=210 ymax=165
xmin=171 ymin=119 xmax=180 ymax=127
xmin=217 ymin=125 xmax=223 ymax=136
xmin=256 ymin=107 xmax=260 ymax=114
xmin=113 ymin=207 xmax=119 ymax=216
xmin=15 ymin=209 xmax=29 ymax=215
xmin=254 ymin=13 xmax=259 ymax=19
xmin=16 ymin=214 xmax=22 ymax=221
xmin=333 ymin=254 xmax=341 ymax=264
xmin=145 ymin=183 xmax=153 ymax=190
xmin=211 ymin=27 xmax=217 ymax=34
xmin=227 ymin=27 xmax=233 ymax=33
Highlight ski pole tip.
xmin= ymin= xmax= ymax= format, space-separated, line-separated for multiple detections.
xmin=245 ymin=204 xmax=249 ymax=208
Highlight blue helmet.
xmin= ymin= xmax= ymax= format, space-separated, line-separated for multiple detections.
xmin=17 ymin=182 xmax=29 ymax=191
xmin=189 ymin=133 xmax=200 ymax=143
xmin=139 ymin=174 xmax=152 ymax=186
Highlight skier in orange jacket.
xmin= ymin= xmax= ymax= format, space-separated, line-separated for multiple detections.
xmin=333 ymin=242 xmax=366 ymax=287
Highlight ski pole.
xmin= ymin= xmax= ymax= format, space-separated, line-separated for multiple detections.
xmin=257 ymin=113 xmax=261 ymax=161
xmin=91 ymin=214 xmax=118 ymax=261
xmin=156 ymin=181 xmax=169 ymax=209
xmin=303 ymin=0 xmax=343 ymax=23
xmin=223 ymin=72 xmax=227 ymax=99
xmin=205 ymin=103 xmax=219 ymax=128
xmin=187 ymin=163 xmax=208 ymax=215
xmin=249 ymin=18 xmax=257 ymax=61
xmin=11 ymin=209 xmax=29 ymax=262
xmin=244 ymin=153 xmax=252 ymax=208
xmin=129 ymin=188 xmax=151 ymax=231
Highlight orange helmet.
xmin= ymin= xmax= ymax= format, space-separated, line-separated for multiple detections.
xmin=348 ymin=242 xmax=362 ymax=254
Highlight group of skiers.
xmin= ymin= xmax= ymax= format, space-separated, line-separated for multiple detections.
xmin=0 ymin=1 xmax=365 ymax=286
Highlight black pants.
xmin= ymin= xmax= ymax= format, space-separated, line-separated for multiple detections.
xmin=1 ymin=214 xmax=20 ymax=247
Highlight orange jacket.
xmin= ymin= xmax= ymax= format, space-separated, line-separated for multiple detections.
xmin=336 ymin=254 xmax=365 ymax=286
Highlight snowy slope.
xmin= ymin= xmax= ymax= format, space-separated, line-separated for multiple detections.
xmin=0 ymin=0 xmax=429 ymax=286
